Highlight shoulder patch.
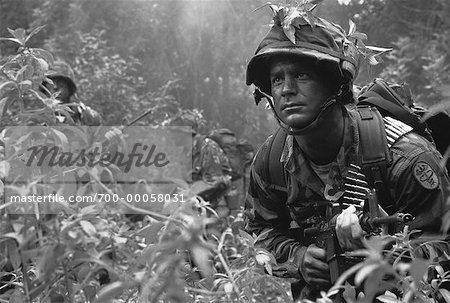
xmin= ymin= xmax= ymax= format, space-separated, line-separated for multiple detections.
xmin=413 ymin=161 xmax=439 ymax=190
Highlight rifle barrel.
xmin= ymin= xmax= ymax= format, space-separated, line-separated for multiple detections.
xmin=364 ymin=213 xmax=413 ymax=228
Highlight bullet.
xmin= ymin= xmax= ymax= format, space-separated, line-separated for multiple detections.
xmin=345 ymin=183 xmax=370 ymax=194
xmin=385 ymin=125 xmax=404 ymax=137
xmin=348 ymin=170 xmax=366 ymax=178
xmin=343 ymin=196 xmax=365 ymax=204
xmin=345 ymin=176 xmax=368 ymax=186
xmin=345 ymin=189 xmax=367 ymax=198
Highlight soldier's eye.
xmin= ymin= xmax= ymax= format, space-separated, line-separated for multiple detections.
xmin=271 ymin=76 xmax=282 ymax=85
xmin=295 ymin=72 xmax=309 ymax=80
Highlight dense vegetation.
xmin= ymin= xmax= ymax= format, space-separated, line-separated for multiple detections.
xmin=1 ymin=0 xmax=449 ymax=302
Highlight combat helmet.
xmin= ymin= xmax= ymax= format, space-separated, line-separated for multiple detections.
xmin=169 ymin=109 xmax=205 ymax=135
xmin=46 ymin=60 xmax=77 ymax=96
xmin=246 ymin=3 xmax=390 ymax=103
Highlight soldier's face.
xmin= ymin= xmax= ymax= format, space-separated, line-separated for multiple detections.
xmin=269 ymin=56 xmax=335 ymax=130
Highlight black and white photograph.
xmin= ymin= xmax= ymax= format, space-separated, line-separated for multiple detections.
xmin=1 ymin=0 xmax=449 ymax=302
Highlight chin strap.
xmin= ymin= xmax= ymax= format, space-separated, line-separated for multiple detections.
xmin=255 ymin=84 xmax=352 ymax=136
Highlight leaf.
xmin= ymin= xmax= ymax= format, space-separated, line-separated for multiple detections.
xmin=80 ymin=220 xmax=97 ymax=237
xmin=16 ymin=65 xmax=34 ymax=83
xmin=0 ymin=160 xmax=11 ymax=178
xmin=348 ymin=19 xmax=356 ymax=36
xmin=367 ymin=55 xmax=381 ymax=65
xmin=93 ymin=281 xmax=128 ymax=303
xmin=7 ymin=239 xmax=21 ymax=270
xmin=376 ymin=295 xmax=400 ymax=303
xmin=224 ymin=282 xmax=233 ymax=295
xmin=255 ymin=247 xmax=276 ymax=263
xmin=376 ymin=291 xmax=400 ymax=303
xmin=0 ymin=37 xmax=23 ymax=44
xmin=350 ymin=32 xmax=368 ymax=41
xmin=422 ymin=242 xmax=439 ymax=261
xmin=7 ymin=28 xmax=26 ymax=45
xmin=410 ymin=258 xmax=430 ymax=286
xmin=439 ymin=289 xmax=450 ymax=303
xmin=355 ymin=263 xmax=379 ymax=286
xmin=51 ymin=128 xmax=70 ymax=150
xmin=191 ymin=244 xmax=213 ymax=278
xmin=80 ymin=204 xmax=100 ymax=216
xmin=36 ymin=244 xmax=65 ymax=280
xmin=32 ymin=48 xmax=54 ymax=66
xmin=136 ymin=221 xmax=164 ymax=244
xmin=9 ymin=289 xmax=26 ymax=303
xmin=365 ymin=45 xmax=393 ymax=53
xmin=30 ymin=56 xmax=49 ymax=78
xmin=0 ymin=97 xmax=8 ymax=119
xmin=238 ymin=229 xmax=255 ymax=245
xmin=25 ymin=25 xmax=46 ymax=44
xmin=0 ymin=81 xmax=18 ymax=98
xmin=342 ymin=284 xmax=356 ymax=302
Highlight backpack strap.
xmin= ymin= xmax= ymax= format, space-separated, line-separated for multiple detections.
xmin=355 ymin=106 xmax=393 ymax=212
xmin=267 ymin=128 xmax=288 ymax=192
xmin=253 ymin=127 xmax=287 ymax=193
xmin=358 ymin=79 xmax=423 ymax=132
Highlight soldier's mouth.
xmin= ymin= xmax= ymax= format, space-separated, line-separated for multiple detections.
xmin=283 ymin=104 xmax=305 ymax=111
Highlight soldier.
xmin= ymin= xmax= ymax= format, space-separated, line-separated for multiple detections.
xmin=208 ymin=129 xmax=255 ymax=215
xmin=40 ymin=60 xmax=102 ymax=126
xmin=244 ymin=3 xmax=450 ymax=301
xmin=169 ymin=111 xmax=233 ymax=216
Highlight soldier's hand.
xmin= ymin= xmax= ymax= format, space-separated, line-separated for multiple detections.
xmin=299 ymin=244 xmax=330 ymax=285
xmin=336 ymin=205 xmax=364 ymax=251
xmin=104 ymin=127 xmax=124 ymax=147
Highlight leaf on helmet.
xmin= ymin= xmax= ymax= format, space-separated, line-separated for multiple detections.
xmin=308 ymin=0 xmax=325 ymax=6
xmin=268 ymin=4 xmax=286 ymax=26
xmin=367 ymin=55 xmax=381 ymax=66
xmin=348 ymin=20 xmax=356 ymax=36
xmin=283 ymin=25 xmax=297 ymax=44
xmin=365 ymin=45 xmax=393 ymax=53
xmin=306 ymin=10 xmax=316 ymax=29
xmin=350 ymin=32 xmax=368 ymax=41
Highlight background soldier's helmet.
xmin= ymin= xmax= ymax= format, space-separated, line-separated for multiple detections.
xmin=246 ymin=5 xmax=364 ymax=97
xmin=46 ymin=60 xmax=77 ymax=96
xmin=169 ymin=110 xmax=201 ymax=134
xmin=209 ymin=128 xmax=237 ymax=148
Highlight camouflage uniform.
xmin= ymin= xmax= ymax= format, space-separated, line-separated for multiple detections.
xmin=244 ymin=3 xmax=450 ymax=301
xmin=190 ymin=134 xmax=232 ymax=216
xmin=64 ymin=102 xmax=102 ymax=126
xmin=169 ymin=111 xmax=232 ymax=213
xmin=245 ymin=108 xmax=450 ymax=297
xmin=191 ymin=134 xmax=232 ymax=184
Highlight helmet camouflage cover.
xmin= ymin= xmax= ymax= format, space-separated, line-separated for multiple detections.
xmin=46 ymin=60 xmax=77 ymax=96
xmin=168 ymin=109 xmax=205 ymax=134
xmin=246 ymin=3 xmax=391 ymax=98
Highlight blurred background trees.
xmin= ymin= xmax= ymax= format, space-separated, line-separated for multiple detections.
xmin=1 ymin=0 xmax=449 ymax=147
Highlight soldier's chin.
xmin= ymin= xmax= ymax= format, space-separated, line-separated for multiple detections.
xmin=281 ymin=115 xmax=313 ymax=130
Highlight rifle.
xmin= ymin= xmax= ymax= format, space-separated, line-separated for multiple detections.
xmin=193 ymin=176 xmax=232 ymax=204
xmin=302 ymin=188 xmax=413 ymax=302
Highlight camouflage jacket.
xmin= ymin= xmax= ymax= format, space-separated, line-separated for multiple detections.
xmin=191 ymin=135 xmax=232 ymax=183
xmin=58 ymin=102 xmax=102 ymax=126
xmin=244 ymin=107 xmax=450 ymax=279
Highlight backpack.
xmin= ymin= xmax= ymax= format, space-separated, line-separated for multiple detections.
xmin=357 ymin=78 xmax=450 ymax=172
xmin=253 ymin=78 xmax=450 ymax=202
xmin=208 ymin=128 xmax=246 ymax=181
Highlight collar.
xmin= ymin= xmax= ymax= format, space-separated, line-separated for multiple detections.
xmin=280 ymin=107 xmax=360 ymax=197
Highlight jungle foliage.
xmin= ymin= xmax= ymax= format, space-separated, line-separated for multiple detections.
xmin=0 ymin=0 xmax=450 ymax=302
